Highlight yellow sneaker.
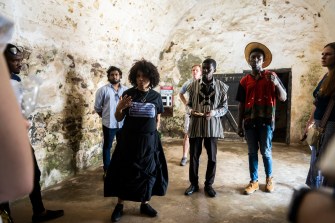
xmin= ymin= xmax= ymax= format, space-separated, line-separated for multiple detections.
xmin=244 ymin=181 xmax=259 ymax=195
xmin=265 ymin=177 xmax=274 ymax=192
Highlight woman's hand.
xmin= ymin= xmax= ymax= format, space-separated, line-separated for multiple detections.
xmin=116 ymin=95 xmax=132 ymax=111
xmin=304 ymin=120 xmax=314 ymax=134
xmin=301 ymin=120 xmax=314 ymax=141
xmin=115 ymin=95 xmax=132 ymax=121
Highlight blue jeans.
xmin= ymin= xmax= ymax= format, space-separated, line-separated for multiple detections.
xmin=245 ymin=121 xmax=273 ymax=181
xmin=306 ymin=145 xmax=323 ymax=188
xmin=102 ymin=126 xmax=120 ymax=171
xmin=305 ymin=120 xmax=335 ymax=188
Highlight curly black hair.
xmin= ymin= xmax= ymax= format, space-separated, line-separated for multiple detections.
xmin=128 ymin=59 xmax=160 ymax=88
xmin=107 ymin=66 xmax=122 ymax=78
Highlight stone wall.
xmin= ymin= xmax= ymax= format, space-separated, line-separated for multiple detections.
xmin=0 ymin=0 xmax=334 ymax=187
xmin=158 ymin=0 xmax=334 ymax=143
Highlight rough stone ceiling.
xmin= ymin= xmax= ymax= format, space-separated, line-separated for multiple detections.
xmin=4 ymin=0 xmax=333 ymax=65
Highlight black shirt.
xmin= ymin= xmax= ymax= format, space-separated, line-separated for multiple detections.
xmin=313 ymin=75 xmax=335 ymax=121
xmin=122 ymin=87 xmax=163 ymax=133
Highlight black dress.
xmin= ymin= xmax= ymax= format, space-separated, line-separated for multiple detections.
xmin=104 ymin=87 xmax=168 ymax=202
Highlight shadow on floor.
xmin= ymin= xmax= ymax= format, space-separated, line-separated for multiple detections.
xmin=11 ymin=139 xmax=310 ymax=223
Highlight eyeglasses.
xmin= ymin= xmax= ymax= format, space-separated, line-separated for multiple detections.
xmin=8 ymin=46 xmax=24 ymax=55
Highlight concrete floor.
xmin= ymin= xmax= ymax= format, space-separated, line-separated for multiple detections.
xmin=10 ymin=138 xmax=311 ymax=223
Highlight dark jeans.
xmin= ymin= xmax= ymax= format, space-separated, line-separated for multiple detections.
xmin=306 ymin=120 xmax=335 ymax=188
xmin=245 ymin=121 xmax=273 ymax=181
xmin=189 ymin=137 xmax=218 ymax=186
xmin=102 ymin=126 xmax=120 ymax=171
xmin=0 ymin=147 xmax=45 ymax=215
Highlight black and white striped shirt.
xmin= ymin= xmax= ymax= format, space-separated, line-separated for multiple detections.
xmin=187 ymin=78 xmax=229 ymax=138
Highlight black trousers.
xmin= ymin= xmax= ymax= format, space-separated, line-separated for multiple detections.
xmin=0 ymin=147 xmax=45 ymax=215
xmin=30 ymin=148 xmax=45 ymax=214
xmin=189 ymin=137 xmax=218 ymax=186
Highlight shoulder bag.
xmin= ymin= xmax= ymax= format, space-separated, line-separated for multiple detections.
xmin=306 ymin=98 xmax=335 ymax=147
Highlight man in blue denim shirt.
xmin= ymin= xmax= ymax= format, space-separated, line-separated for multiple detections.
xmin=94 ymin=66 xmax=128 ymax=178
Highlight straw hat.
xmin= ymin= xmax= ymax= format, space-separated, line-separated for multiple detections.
xmin=244 ymin=42 xmax=272 ymax=68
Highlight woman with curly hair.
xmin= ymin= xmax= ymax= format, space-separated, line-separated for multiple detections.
xmin=104 ymin=59 xmax=168 ymax=222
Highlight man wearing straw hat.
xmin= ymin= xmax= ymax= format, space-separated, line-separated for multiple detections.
xmin=236 ymin=42 xmax=287 ymax=195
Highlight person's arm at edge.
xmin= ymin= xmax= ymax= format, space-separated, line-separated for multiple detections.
xmin=296 ymin=190 xmax=335 ymax=223
xmin=0 ymin=54 xmax=33 ymax=202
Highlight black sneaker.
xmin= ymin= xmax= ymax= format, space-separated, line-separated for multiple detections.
xmin=140 ymin=203 xmax=157 ymax=217
xmin=111 ymin=204 xmax=123 ymax=222
xmin=32 ymin=209 xmax=64 ymax=222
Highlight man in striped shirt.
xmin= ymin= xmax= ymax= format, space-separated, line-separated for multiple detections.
xmin=184 ymin=58 xmax=229 ymax=198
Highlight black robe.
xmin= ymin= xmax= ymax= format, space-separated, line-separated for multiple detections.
xmin=104 ymin=129 xmax=168 ymax=202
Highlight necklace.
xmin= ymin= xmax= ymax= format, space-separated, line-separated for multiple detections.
xmin=137 ymin=88 xmax=150 ymax=103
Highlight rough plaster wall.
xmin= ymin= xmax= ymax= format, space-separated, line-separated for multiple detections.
xmin=158 ymin=0 xmax=334 ymax=143
xmin=0 ymin=0 xmax=200 ymax=187
xmin=0 ymin=0 xmax=333 ymax=187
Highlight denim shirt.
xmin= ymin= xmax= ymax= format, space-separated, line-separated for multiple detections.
xmin=94 ymin=83 xmax=128 ymax=128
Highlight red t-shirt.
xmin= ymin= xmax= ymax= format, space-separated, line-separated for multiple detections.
xmin=236 ymin=70 xmax=278 ymax=124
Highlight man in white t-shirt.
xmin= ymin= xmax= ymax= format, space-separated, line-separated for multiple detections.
xmin=179 ymin=64 xmax=201 ymax=166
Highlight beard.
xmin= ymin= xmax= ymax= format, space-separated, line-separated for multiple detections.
xmin=109 ymin=79 xmax=120 ymax=84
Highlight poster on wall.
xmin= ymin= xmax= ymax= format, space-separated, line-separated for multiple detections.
xmin=160 ymin=86 xmax=173 ymax=117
